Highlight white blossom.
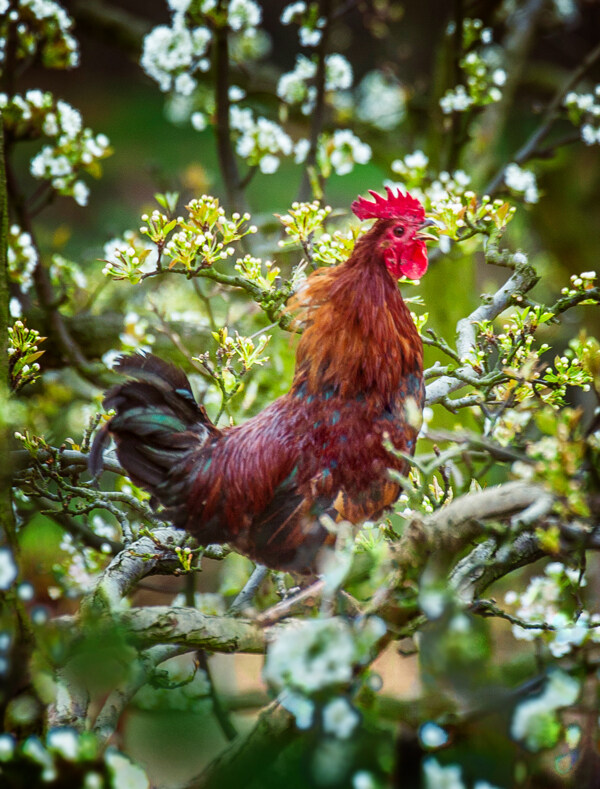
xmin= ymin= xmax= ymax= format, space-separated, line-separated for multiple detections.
xmin=511 ymin=670 xmax=579 ymax=751
xmin=0 ymin=734 xmax=15 ymax=761
xmin=492 ymin=68 xmax=507 ymax=86
xmin=258 ymin=154 xmax=280 ymax=174
xmin=230 ymin=108 xmax=292 ymax=172
xmin=440 ymin=85 xmax=473 ymax=114
xmin=504 ymin=163 xmax=539 ymax=204
xmin=191 ymin=112 xmax=207 ymax=131
xmin=325 ymin=54 xmax=353 ymax=91
xmin=294 ymin=138 xmax=310 ymax=164
xmin=420 ymin=722 xmax=449 ymax=748
xmin=278 ymin=690 xmax=315 ymax=729
xmin=174 ymin=72 xmax=196 ymax=96
xmin=281 ymin=1 xmax=306 ymax=24
xmin=277 ymin=55 xmax=317 ymax=105
xmin=299 ymin=26 xmax=322 ymax=46
xmin=0 ymin=548 xmax=18 ymax=590
xmin=228 ymin=0 xmax=261 ymax=31
xmin=228 ymin=85 xmax=246 ymax=102
xmin=423 ymin=758 xmax=465 ymax=789
xmin=9 ymin=298 xmax=22 ymax=318
xmin=264 ymin=618 xmax=356 ymax=694
xmin=105 ymin=749 xmax=149 ymax=789
xmin=353 ymin=772 xmax=376 ymax=789
xmin=322 ymin=698 xmax=360 ymax=739
xmin=581 ymin=124 xmax=600 ymax=145
xmin=56 ymin=100 xmax=82 ymax=138
xmin=47 ymin=729 xmax=79 ymax=760
xmin=327 ymin=129 xmax=371 ymax=175
xmin=72 ymin=180 xmax=89 ymax=206
xmin=404 ymin=150 xmax=429 ymax=169
xmin=8 ymin=225 xmax=38 ymax=293
xmin=419 ymin=587 xmax=446 ymax=619
xmin=167 ymin=0 xmax=191 ymax=11
xmin=357 ymin=71 xmax=406 ymax=130
xmin=141 ymin=19 xmax=211 ymax=93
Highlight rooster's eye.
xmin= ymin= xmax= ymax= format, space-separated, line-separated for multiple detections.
xmin=393 ymin=226 xmax=405 ymax=237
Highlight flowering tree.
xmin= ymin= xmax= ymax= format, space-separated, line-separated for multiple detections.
xmin=2 ymin=1 xmax=600 ymax=787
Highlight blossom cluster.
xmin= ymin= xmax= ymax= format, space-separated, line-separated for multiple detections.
xmin=0 ymin=729 xmax=149 ymax=787
xmin=141 ymin=0 xmax=263 ymax=96
xmin=423 ymin=759 xmax=501 ymax=789
xmin=560 ymin=269 xmax=597 ymax=298
xmin=7 ymin=225 xmax=38 ymax=297
xmin=390 ymin=153 xmax=515 ymax=242
xmin=102 ymin=231 xmax=158 ymax=284
xmin=277 ymin=53 xmax=352 ymax=114
xmin=234 ymin=255 xmax=281 ymax=291
xmin=294 ymin=129 xmax=371 ymax=177
xmin=103 ymin=196 xmax=257 ymax=284
xmin=0 ymin=548 xmax=18 ymax=591
xmin=355 ymin=71 xmax=406 ymax=130
xmin=55 ymin=531 xmax=113 ymax=599
xmin=141 ymin=14 xmax=211 ymax=95
xmin=511 ymin=669 xmax=580 ymax=752
xmin=503 ymin=163 xmax=539 ymax=204
xmin=7 ymin=321 xmax=45 ymax=391
xmin=564 ymin=85 xmax=600 ymax=145
xmin=1 ymin=90 xmax=110 ymax=205
xmin=230 ymin=106 xmax=293 ymax=173
xmin=440 ymin=19 xmax=505 ymax=114
xmin=278 ymin=199 xmax=332 ymax=247
xmin=1 ymin=0 xmax=79 ymax=71
xmin=280 ymin=1 xmax=325 ymax=47
xmin=504 ymin=562 xmax=599 ymax=657
xmin=263 ymin=616 xmax=385 ymax=737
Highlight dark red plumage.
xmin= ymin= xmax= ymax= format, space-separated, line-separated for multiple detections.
xmin=90 ymin=189 xmax=431 ymax=571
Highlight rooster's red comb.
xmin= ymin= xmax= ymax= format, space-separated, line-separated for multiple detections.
xmin=351 ymin=187 xmax=425 ymax=222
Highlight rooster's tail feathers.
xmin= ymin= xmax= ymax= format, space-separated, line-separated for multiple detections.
xmin=89 ymin=353 xmax=217 ymax=506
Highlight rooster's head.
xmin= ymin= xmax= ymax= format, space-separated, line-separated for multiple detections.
xmin=351 ymin=187 xmax=434 ymax=280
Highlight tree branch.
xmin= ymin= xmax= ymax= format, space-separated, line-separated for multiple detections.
xmin=486 ymin=38 xmax=600 ymax=195
xmin=297 ymin=0 xmax=332 ymax=201
xmin=197 ymin=703 xmax=295 ymax=789
xmin=117 ymin=606 xmax=267 ymax=653
xmin=425 ymin=262 xmax=539 ymax=405
xmin=93 ymin=644 xmax=186 ymax=745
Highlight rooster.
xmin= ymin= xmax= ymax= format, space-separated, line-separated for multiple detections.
xmin=90 ymin=189 xmax=432 ymax=572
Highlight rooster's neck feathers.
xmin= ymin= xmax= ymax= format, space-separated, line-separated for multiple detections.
xmin=290 ymin=238 xmax=422 ymax=403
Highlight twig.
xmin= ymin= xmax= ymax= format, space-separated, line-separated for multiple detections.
xmin=149 ymin=300 xmax=213 ymax=379
xmin=5 ymin=161 xmax=112 ymax=388
xmin=486 ymin=39 xmax=600 ymax=195
xmin=36 ymin=497 xmax=123 ymax=554
xmin=470 ymin=598 xmax=556 ymax=632
xmin=297 ymin=0 xmax=332 ymax=201
xmin=256 ymin=580 xmax=325 ymax=626
xmin=425 ymin=262 xmax=539 ymax=405
xmin=450 ymin=531 xmax=543 ymax=601
xmin=368 ymin=480 xmax=548 ymax=618
xmin=93 ymin=644 xmax=186 ymax=745
xmin=198 ymin=703 xmax=295 ymax=789
xmin=82 ymin=527 xmax=189 ymax=616
xmin=12 ymin=447 xmax=125 ymax=476
xmin=197 ymin=650 xmax=238 ymax=742
xmin=213 ymin=20 xmax=246 ymax=214
xmin=229 ymin=565 xmax=269 ymax=615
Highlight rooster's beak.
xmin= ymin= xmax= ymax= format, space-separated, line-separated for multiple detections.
xmin=416 ymin=217 xmax=439 ymax=242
